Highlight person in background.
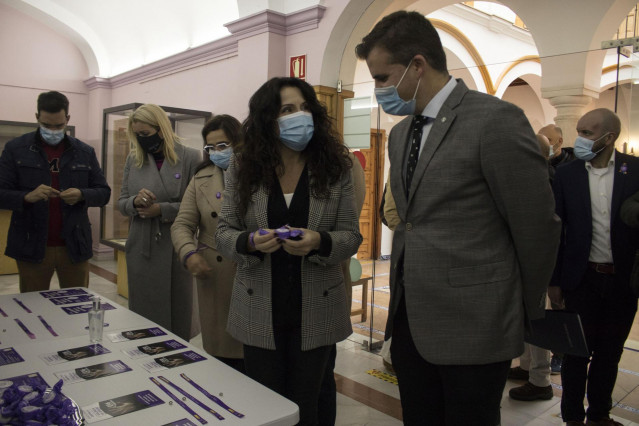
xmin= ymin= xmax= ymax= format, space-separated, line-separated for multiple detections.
xmin=216 ymin=77 xmax=362 ymax=425
xmin=118 ymin=104 xmax=201 ymax=341
xmin=356 ymin=11 xmax=560 ymax=424
xmin=539 ymin=124 xmax=574 ymax=184
xmin=171 ymin=114 xmax=244 ymax=372
xmin=550 ymin=108 xmax=639 ymax=426
xmin=507 ymin=132 xmax=555 ymax=401
xmin=539 ymin=123 xmax=574 ymax=376
xmin=0 ymin=91 xmax=110 ymax=292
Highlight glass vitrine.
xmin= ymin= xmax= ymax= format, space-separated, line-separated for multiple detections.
xmin=100 ymin=104 xmax=211 ymax=250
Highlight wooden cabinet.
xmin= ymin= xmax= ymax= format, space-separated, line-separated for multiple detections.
xmin=356 ymin=130 xmax=386 ymax=260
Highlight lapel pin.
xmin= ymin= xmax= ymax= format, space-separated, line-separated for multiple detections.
xmin=216 ymin=192 xmax=222 ymax=199
xmin=619 ymin=163 xmax=628 ymax=175
xmin=174 ymin=173 xmax=181 ymax=179
xmin=441 ymin=117 xmax=447 ymax=122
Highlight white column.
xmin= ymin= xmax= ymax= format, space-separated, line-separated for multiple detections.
xmin=547 ymin=95 xmax=593 ymax=147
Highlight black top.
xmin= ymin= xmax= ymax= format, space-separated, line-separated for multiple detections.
xmin=269 ymin=166 xmax=309 ymax=328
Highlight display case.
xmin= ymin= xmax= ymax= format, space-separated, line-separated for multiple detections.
xmin=100 ymin=104 xmax=211 ymax=251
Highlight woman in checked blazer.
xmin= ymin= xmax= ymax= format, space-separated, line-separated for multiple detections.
xmin=215 ymin=77 xmax=362 ymax=425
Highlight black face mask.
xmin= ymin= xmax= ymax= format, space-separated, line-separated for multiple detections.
xmin=137 ymin=133 xmax=163 ymax=153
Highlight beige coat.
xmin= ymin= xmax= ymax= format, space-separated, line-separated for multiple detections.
xmin=171 ymin=164 xmax=242 ymax=359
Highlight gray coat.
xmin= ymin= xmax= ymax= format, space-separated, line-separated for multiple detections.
xmin=386 ymin=79 xmax=561 ymax=365
xmin=118 ymin=144 xmax=201 ymax=340
xmin=215 ymin=160 xmax=362 ymax=351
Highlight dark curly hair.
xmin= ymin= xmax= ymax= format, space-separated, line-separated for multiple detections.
xmin=235 ymin=77 xmax=351 ymax=215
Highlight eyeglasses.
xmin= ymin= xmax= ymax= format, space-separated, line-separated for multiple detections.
xmin=204 ymin=143 xmax=230 ymax=153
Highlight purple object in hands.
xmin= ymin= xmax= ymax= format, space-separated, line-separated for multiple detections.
xmin=275 ymin=227 xmax=290 ymax=239
xmin=258 ymin=228 xmax=270 ymax=236
xmin=289 ymin=229 xmax=304 ymax=239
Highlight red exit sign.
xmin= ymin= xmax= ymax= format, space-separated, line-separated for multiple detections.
xmin=290 ymin=55 xmax=306 ymax=80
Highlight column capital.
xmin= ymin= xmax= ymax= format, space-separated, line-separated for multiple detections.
xmin=544 ymin=94 xmax=595 ymax=148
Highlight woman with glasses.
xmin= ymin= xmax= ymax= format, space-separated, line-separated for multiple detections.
xmin=118 ymin=104 xmax=201 ymax=341
xmin=215 ymin=77 xmax=362 ymax=424
xmin=171 ymin=115 xmax=244 ymax=372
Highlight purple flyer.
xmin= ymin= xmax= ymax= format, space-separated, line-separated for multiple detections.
xmin=48 ymin=294 xmax=94 ymax=305
xmin=82 ymin=390 xmax=165 ymax=423
xmin=40 ymin=288 xmax=89 ymax=299
xmin=0 ymin=372 xmax=49 ymax=388
xmin=162 ymin=420 xmax=198 ymax=426
xmin=40 ymin=343 xmax=111 ymax=365
xmin=155 ymin=351 xmax=206 ymax=369
xmin=61 ymin=302 xmax=116 ymax=315
xmin=54 ymin=360 xmax=132 ymax=384
xmin=107 ymin=327 xmax=167 ymax=343
xmin=0 ymin=347 xmax=24 ymax=366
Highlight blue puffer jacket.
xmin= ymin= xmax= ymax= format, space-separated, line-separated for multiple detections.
xmin=0 ymin=131 xmax=111 ymax=263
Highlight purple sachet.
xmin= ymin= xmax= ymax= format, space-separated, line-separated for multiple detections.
xmin=289 ymin=229 xmax=304 ymax=239
xmin=258 ymin=228 xmax=270 ymax=236
xmin=275 ymin=227 xmax=290 ymax=239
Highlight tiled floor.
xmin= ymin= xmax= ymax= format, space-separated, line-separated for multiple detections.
xmin=3 ymin=257 xmax=639 ymax=425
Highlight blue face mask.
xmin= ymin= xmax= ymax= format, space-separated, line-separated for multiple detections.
xmin=548 ymin=145 xmax=555 ymax=159
xmin=374 ymin=59 xmax=421 ymax=116
xmin=574 ymin=133 xmax=609 ymax=161
xmin=278 ymin=111 xmax=314 ymax=151
xmin=209 ymin=148 xmax=233 ymax=170
xmin=40 ymin=127 xmax=65 ymax=146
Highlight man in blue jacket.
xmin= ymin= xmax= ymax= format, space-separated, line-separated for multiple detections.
xmin=0 ymin=91 xmax=111 ymax=292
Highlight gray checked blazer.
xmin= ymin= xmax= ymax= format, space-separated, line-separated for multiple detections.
xmin=215 ymin=159 xmax=363 ymax=351
xmin=386 ymin=79 xmax=561 ymax=365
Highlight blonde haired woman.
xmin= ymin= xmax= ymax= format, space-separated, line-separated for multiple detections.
xmin=118 ymin=104 xmax=201 ymax=340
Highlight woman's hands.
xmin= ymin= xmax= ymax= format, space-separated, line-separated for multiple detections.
xmin=249 ymin=227 xmax=321 ymax=256
xmin=186 ymin=253 xmax=212 ymax=279
xmin=134 ymin=188 xmax=161 ymax=219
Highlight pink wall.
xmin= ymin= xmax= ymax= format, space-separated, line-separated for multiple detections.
xmin=0 ymin=3 xmax=89 ymax=140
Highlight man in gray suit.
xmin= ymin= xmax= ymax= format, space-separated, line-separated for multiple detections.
xmin=356 ymin=11 xmax=560 ymax=425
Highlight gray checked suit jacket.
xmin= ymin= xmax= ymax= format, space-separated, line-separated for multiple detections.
xmin=215 ymin=160 xmax=363 ymax=351
xmin=386 ymin=79 xmax=561 ymax=365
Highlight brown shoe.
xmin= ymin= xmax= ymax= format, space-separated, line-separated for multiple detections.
xmin=585 ymin=419 xmax=623 ymax=426
xmin=508 ymin=366 xmax=529 ymax=381
xmin=509 ymin=381 xmax=553 ymax=401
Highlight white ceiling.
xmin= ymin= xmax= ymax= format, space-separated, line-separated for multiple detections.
xmin=2 ymin=0 xmax=241 ymax=77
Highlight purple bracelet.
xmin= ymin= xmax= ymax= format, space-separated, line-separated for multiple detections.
xmin=183 ymin=250 xmax=197 ymax=267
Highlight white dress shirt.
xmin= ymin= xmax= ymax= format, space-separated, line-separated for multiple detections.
xmin=586 ymin=151 xmax=615 ymax=263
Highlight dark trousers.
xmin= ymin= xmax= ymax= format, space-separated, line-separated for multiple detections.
xmin=318 ymin=344 xmax=337 ymax=426
xmin=243 ymin=327 xmax=332 ymax=426
xmin=391 ymin=295 xmax=510 ymax=426
xmin=561 ymin=269 xmax=637 ymax=422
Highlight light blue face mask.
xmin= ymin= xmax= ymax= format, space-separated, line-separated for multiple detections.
xmin=574 ymin=133 xmax=609 ymax=161
xmin=278 ymin=111 xmax=314 ymax=151
xmin=209 ymin=148 xmax=233 ymax=170
xmin=40 ymin=127 xmax=65 ymax=146
xmin=548 ymin=145 xmax=555 ymax=159
xmin=374 ymin=59 xmax=421 ymax=116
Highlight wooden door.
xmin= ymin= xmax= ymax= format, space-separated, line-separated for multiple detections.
xmin=357 ymin=129 xmax=386 ymax=260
